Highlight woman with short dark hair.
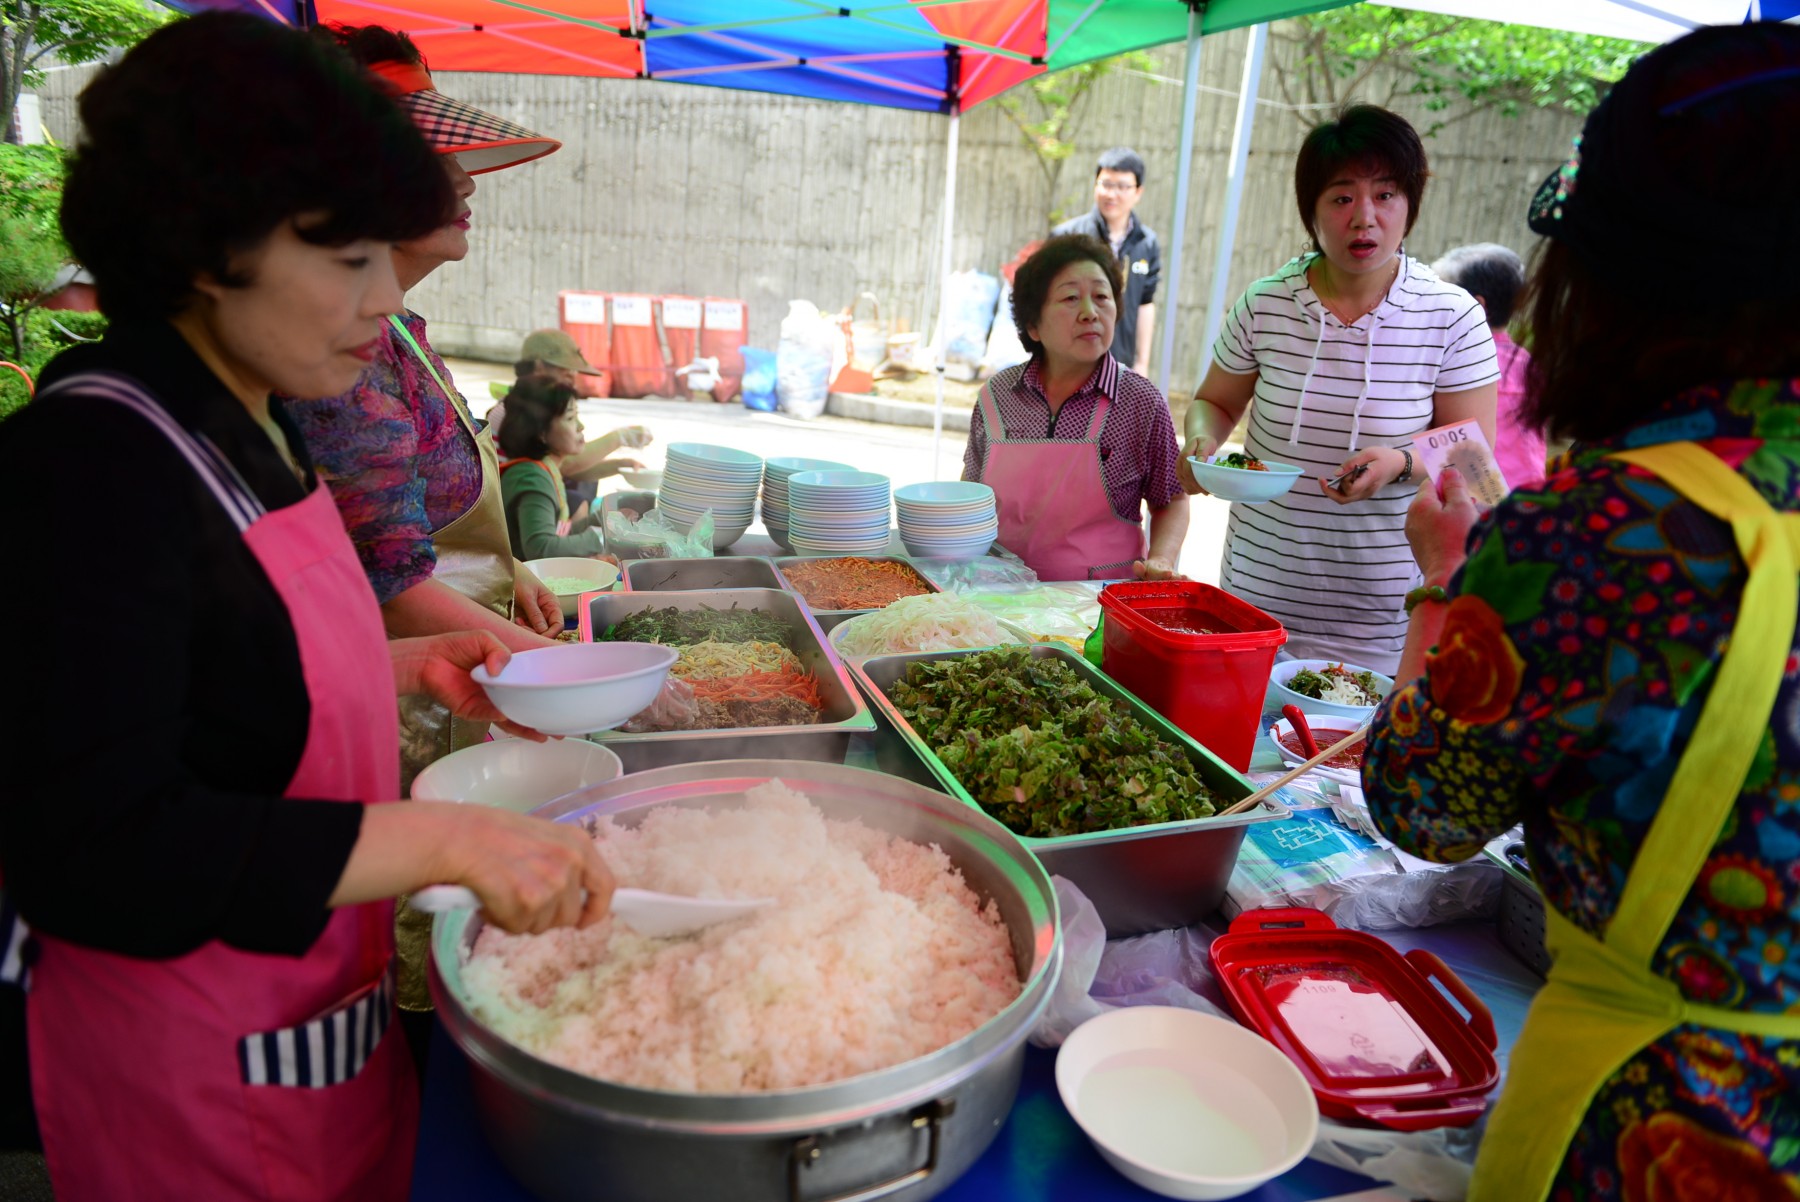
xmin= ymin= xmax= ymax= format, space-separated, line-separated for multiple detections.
xmin=961 ymin=233 xmax=1188 ymax=581
xmin=1364 ymin=24 xmax=1800 ymax=1200
xmin=0 ymin=16 xmax=612 ymax=1198
xmin=496 ymin=378 xmax=611 ymax=560
xmin=1178 ymin=104 xmax=1499 ymax=673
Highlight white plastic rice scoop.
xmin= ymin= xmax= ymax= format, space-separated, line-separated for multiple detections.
xmin=408 ymin=885 xmax=773 ymax=938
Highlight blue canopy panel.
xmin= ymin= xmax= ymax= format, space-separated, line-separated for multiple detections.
xmin=642 ymin=1 xmax=963 ymax=112
xmin=159 ymin=0 xmax=310 ymax=21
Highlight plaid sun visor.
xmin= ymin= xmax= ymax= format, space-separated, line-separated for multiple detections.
xmin=396 ymin=88 xmax=560 ymax=175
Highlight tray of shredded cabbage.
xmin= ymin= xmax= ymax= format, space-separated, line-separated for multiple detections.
xmin=828 ymin=592 xmax=1028 ymax=660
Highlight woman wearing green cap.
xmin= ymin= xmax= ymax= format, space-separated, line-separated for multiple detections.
xmin=1361 ymin=23 xmax=1800 ymax=1201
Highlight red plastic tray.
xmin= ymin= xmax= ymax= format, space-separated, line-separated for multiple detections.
xmin=1210 ymin=907 xmax=1498 ymax=1130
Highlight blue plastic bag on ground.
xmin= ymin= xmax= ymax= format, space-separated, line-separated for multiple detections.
xmin=739 ymin=346 xmax=777 ymax=412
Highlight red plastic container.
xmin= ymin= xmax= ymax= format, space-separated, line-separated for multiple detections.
xmin=557 ymin=290 xmax=612 ymax=399
xmin=1097 ymin=581 xmax=1285 ymax=771
xmin=1211 ymin=907 xmax=1499 ymax=1130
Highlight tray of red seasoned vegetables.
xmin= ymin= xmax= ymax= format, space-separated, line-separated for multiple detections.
xmin=772 ymin=554 xmax=941 ymax=630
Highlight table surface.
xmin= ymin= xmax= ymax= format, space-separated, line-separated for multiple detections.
xmin=410 ymin=921 xmax=1540 ymax=1202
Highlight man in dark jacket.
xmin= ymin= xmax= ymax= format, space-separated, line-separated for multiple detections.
xmin=1051 ymin=146 xmax=1160 ymax=375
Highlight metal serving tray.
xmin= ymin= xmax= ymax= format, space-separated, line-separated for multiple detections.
xmin=580 ymin=588 xmax=874 ymax=772
xmin=772 ymin=554 xmax=943 ymax=632
xmin=852 ymin=644 xmax=1284 ymax=936
xmin=622 ymin=556 xmax=786 ymax=593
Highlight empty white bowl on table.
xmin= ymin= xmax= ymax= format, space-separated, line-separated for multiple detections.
xmin=894 ymin=480 xmax=994 ymax=507
xmin=1185 ymin=455 xmax=1305 ymax=504
xmin=471 ymin=642 xmax=679 ymax=737
xmin=1056 ymin=1007 xmax=1318 ymax=1201
xmin=618 ymin=467 xmax=663 ymax=492
xmin=666 ymin=442 xmax=763 ymax=472
xmin=523 ymin=557 xmax=621 ymax=622
xmin=767 ymin=456 xmax=852 ymax=479
xmin=1268 ymin=658 xmax=1395 ymax=721
xmin=409 ymin=739 xmax=624 ymax=810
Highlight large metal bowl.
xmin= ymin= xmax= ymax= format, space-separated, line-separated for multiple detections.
xmin=430 ymin=760 xmax=1062 ymax=1202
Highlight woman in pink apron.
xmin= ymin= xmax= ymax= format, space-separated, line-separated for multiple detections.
xmin=0 ymin=18 xmax=611 ymax=1199
xmin=962 ymin=235 xmax=1190 ymax=582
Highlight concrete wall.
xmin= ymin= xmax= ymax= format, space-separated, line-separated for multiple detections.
xmin=35 ymin=27 xmax=1579 ymax=397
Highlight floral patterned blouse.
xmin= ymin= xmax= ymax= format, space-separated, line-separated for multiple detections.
xmin=284 ymin=312 xmax=485 ymax=604
xmin=1363 ymin=378 xmax=1800 ymax=1200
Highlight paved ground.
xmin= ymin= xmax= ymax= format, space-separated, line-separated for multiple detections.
xmin=451 ymin=357 xmax=1231 ymax=583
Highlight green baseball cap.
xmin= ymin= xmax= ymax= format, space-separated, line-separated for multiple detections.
xmin=519 ymin=329 xmax=601 ymax=376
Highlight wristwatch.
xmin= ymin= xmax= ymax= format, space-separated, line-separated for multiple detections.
xmin=1396 ymin=447 xmax=1414 ymax=484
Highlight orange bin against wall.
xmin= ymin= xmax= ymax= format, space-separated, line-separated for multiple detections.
xmin=700 ymin=297 xmax=748 ymax=403
xmin=556 ymin=290 xmax=612 ymax=399
xmin=659 ymin=296 xmax=702 ymax=392
xmin=608 ymin=294 xmax=669 ymax=398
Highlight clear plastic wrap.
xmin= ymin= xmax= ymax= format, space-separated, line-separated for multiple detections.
xmin=604 ymin=507 xmax=714 ymax=560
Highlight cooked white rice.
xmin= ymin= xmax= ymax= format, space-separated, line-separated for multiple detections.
xmin=461 ymin=781 xmax=1020 ymax=1093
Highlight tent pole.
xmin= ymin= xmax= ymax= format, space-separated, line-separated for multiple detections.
xmin=1198 ymin=22 xmax=1267 ymax=377
xmin=931 ymin=109 xmax=960 ymax=481
xmin=1155 ymin=4 xmax=1206 ymax=399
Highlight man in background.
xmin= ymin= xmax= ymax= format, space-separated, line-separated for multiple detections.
xmin=1052 ymin=146 xmax=1160 ymax=376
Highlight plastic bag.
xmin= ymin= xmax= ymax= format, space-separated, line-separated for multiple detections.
xmin=957 ymin=584 xmax=1103 ymax=652
xmin=910 ymin=556 xmax=1039 ymax=592
xmin=980 ymin=281 xmax=1031 ymax=376
xmin=1223 ymin=806 xmax=1502 ymax=932
xmin=942 ymin=270 xmax=1002 ymax=367
xmin=777 ymin=300 xmax=841 ymax=420
xmin=1308 ymin=1120 xmax=1481 ymax=1201
xmin=1030 ymin=877 xmax=1232 ymax=1048
xmin=604 ymin=506 xmax=714 ymax=560
xmin=618 ymin=675 xmax=700 ymax=733
xmin=739 ymin=347 xmax=778 ymax=412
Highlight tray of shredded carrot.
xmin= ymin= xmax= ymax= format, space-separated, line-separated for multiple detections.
xmin=776 ymin=556 xmax=938 ymax=614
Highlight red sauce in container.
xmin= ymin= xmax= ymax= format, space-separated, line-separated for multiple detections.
xmin=1277 ymin=728 xmax=1363 ymax=769
xmin=1134 ymin=607 xmax=1225 ymax=636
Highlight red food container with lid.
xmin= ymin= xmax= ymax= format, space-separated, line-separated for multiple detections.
xmin=1097 ymin=581 xmax=1285 ymax=771
xmin=1210 ymin=907 xmax=1499 ymax=1130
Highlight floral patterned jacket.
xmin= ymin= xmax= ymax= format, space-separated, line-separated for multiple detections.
xmin=1363 ymin=377 xmax=1800 ymax=1201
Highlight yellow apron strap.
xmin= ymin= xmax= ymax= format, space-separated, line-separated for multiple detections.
xmin=1469 ymin=441 xmax=1800 ymax=1201
xmin=1605 ymin=445 xmax=1800 ymax=960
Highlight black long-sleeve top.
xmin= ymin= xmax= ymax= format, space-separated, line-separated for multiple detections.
xmin=0 ymin=321 xmax=365 ymax=962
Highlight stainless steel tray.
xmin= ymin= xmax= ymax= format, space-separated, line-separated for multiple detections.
xmin=622 ymin=556 xmax=785 ymax=593
xmin=581 ymin=588 xmax=874 ymax=772
xmin=772 ymin=554 xmax=942 ymax=631
xmin=852 ymin=644 xmax=1284 ymax=936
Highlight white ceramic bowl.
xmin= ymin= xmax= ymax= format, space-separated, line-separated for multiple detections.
xmin=1056 ymin=1007 xmax=1318 ymax=1201
xmin=787 ymin=469 xmax=889 ymax=490
xmin=894 ymin=480 xmax=995 ymax=507
xmin=767 ymin=457 xmax=852 ymax=478
xmin=618 ymin=468 xmax=664 ymax=492
xmin=1186 ymin=455 xmax=1305 ymax=504
xmin=1268 ymin=712 xmax=1369 ymax=785
xmin=666 ymin=442 xmax=764 ymax=470
xmin=901 ymin=536 xmax=993 ymax=560
xmin=790 ymin=534 xmax=889 ymax=555
xmin=471 ymin=643 xmax=678 ymax=736
xmin=1269 ymin=658 xmax=1395 ymax=720
xmin=523 ymin=557 xmax=620 ymax=621
xmin=409 ymin=739 xmax=624 ymax=810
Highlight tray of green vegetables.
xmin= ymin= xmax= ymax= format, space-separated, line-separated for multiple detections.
xmin=850 ymin=644 xmax=1284 ymax=936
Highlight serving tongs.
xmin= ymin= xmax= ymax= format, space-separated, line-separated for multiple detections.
xmin=409 ymin=885 xmax=773 ymax=938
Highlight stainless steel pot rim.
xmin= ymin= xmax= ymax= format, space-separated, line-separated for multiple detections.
xmin=432 ymin=760 xmax=1062 ymax=1131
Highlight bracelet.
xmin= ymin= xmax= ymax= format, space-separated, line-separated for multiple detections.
xmin=1404 ymin=584 xmax=1448 ymax=615
xmin=1397 ymin=447 xmax=1414 ymax=484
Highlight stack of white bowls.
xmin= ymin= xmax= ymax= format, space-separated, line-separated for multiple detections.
xmin=762 ymin=457 xmax=852 ymax=550
xmin=657 ymin=443 xmax=764 ymax=550
xmin=896 ymin=481 xmax=999 ymax=559
xmin=785 ymin=470 xmax=892 ymax=556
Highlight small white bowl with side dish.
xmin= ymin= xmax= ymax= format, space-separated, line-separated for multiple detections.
xmin=1056 ymin=1007 xmax=1319 ymax=1200
xmin=524 ymin=557 xmax=621 ymax=623
xmin=471 ymin=642 xmax=678 ymax=736
xmin=618 ymin=468 xmax=664 ymax=492
xmin=409 ymin=739 xmax=624 ymax=810
xmin=1185 ymin=455 xmax=1305 ymax=504
xmin=1269 ymin=658 xmax=1395 ymax=721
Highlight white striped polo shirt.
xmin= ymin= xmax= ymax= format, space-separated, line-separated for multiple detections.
xmin=1213 ymin=254 xmax=1498 ymax=673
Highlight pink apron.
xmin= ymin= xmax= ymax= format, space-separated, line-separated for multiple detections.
xmin=977 ymin=381 xmax=1146 ymax=581
xmin=24 ymin=373 xmax=416 ymax=1202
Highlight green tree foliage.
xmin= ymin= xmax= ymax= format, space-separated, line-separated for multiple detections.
xmin=1269 ymin=6 xmax=1649 ymax=134
xmin=996 ymin=51 xmax=1154 ymax=226
xmin=0 ymin=143 xmax=102 ymax=419
xmin=2 ymin=0 xmax=168 ymax=143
